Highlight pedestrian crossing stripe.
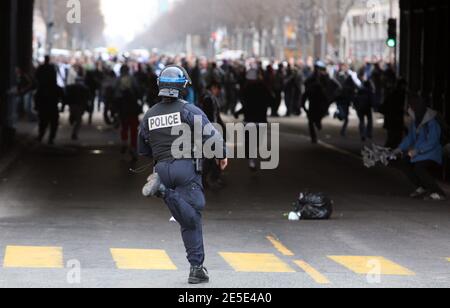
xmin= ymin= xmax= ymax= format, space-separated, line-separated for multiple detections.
xmin=219 ymin=252 xmax=295 ymax=273
xmin=293 ymin=260 xmax=331 ymax=284
xmin=328 ymin=256 xmax=415 ymax=276
xmin=266 ymin=236 xmax=294 ymax=256
xmin=3 ymin=246 xmax=64 ymax=269
xmin=110 ymin=248 xmax=177 ymax=271
xmin=0 ymin=245 xmax=438 ymax=276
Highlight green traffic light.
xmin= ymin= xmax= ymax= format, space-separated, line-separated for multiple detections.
xmin=387 ymin=38 xmax=396 ymax=48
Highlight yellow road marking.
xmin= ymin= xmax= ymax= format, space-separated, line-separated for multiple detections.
xmin=266 ymin=236 xmax=294 ymax=256
xmin=294 ymin=260 xmax=331 ymax=284
xmin=3 ymin=246 xmax=64 ymax=269
xmin=447 ymin=258 xmax=450 ymax=262
xmin=111 ymin=249 xmax=177 ymax=270
xmin=329 ymin=256 xmax=415 ymax=276
xmin=220 ymin=252 xmax=295 ymax=273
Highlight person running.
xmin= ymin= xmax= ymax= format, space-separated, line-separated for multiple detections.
xmin=139 ymin=66 xmax=228 ymax=284
xmin=302 ymin=61 xmax=338 ymax=144
xmin=235 ymin=68 xmax=272 ymax=171
xmin=64 ymin=73 xmax=90 ymax=141
xmin=334 ymin=63 xmax=360 ymax=137
xmin=354 ymin=79 xmax=374 ymax=142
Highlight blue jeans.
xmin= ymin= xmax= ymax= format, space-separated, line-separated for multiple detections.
xmin=155 ymin=159 xmax=206 ymax=266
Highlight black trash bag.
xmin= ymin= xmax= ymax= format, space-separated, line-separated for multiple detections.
xmin=293 ymin=192 xmax=333 ymax=220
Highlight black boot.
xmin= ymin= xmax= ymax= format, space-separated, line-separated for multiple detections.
xmin=188 ymin=266 xmax=209 ymax=284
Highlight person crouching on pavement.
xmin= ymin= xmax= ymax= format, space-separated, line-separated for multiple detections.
xmin=396 ymin=93 xmax=446 ymax=201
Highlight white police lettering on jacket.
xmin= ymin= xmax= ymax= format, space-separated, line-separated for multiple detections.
xmin=148 ymin=112 xmax=182 ymax=131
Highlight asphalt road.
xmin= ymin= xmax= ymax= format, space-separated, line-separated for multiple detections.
xmin=0 ymin=112 xmax=449 ymax=288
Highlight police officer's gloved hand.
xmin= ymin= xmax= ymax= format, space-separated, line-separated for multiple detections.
xmin=142 ymin=173 xmax=166 ymax=198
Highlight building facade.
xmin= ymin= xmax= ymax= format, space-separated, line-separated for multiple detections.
xmin=340 ymin=0 xmax=399 ymax=63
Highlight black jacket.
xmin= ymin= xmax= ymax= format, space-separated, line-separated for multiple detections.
xmin=239 ymin=81 xmax=272 ymax=123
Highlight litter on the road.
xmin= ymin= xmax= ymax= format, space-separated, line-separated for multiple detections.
xmin=288 ymin=212 xmax=301 ymax=221
xmin=288 ymin=192 xmax=334 ymax=221
xmin=362 ymin=144 xmax=399 ymax=168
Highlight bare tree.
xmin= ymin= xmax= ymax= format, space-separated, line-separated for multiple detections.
xmin=35 ymin=0 xmax=105 ymax=49
xmin=133 ymin=0 xmax=356 ymax=58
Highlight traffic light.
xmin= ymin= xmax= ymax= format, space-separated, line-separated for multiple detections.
xmin=387 ymin=18 xmax=397 ymax=48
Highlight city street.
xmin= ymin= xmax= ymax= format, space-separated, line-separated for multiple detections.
xmin=0 ymin=114 xmax=449 ymax=288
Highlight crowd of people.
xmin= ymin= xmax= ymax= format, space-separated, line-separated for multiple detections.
xmin=13 ymin=54 xmax=404 ymax=145
xmin=9 ymin=52 xmax=446 ymax=199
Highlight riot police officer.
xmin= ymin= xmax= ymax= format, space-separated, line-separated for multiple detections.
xmin=138 ymin=65 xmax=228 ymax=284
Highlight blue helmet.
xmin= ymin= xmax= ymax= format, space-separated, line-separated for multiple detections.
xmin=158 ymin=65 xmax=192 ymax=98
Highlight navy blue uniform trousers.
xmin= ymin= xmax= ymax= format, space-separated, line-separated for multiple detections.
xmin=155 ymin=159 xmax=206 ymax=266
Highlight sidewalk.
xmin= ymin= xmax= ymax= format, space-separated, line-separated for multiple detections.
xmin=0 ymin=111 xmax=120 ymax=176
xmin=0 ymin=118 xmax=45 ymax=176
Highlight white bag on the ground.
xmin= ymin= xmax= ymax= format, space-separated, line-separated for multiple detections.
xmin=362 ymin=144 xmax=398 ymax=168
xmin=288 ymin=212 xmax=301 ymax=221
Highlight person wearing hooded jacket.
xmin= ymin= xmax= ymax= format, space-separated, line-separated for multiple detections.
xmin=396 ymin=94 xmax=446 ymax=201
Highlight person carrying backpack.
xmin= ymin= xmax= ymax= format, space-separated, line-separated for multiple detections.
xmin=395 ymin=94 xmax=446 ymax=201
